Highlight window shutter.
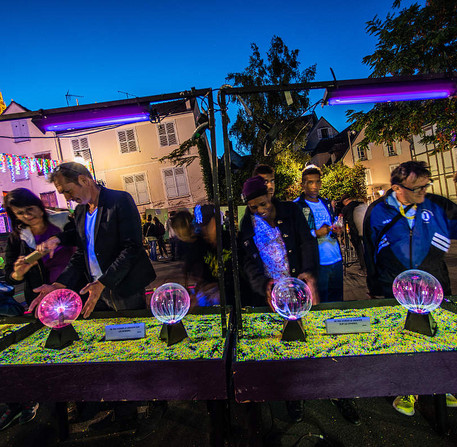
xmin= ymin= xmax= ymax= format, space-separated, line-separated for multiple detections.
xmin=118 ymin=130 xmax=129 ymax=153
xmin=158 ymin=122 xmax=177 ymax=146
xmin=366 ymin=145 xmax=372 ymax=160
xmin=123 ymin=175 xmax=138 ymax=202
xmin=71 ymin=139 xmax=81 ymax=152
xmin=134 ymin=173 xmax=149 ymax=204
xmin=365 ymin=169 xmax=372 ymax=185
xmin=117 ymin=129 xmax=137 ymax=154
xmin=158 ymin=125 xmax=168 ymax=147
xmin=174 ymin=167 xmax=189 ymax=196
xmin=163 ymin=169 xmax=178 ymax=198
xmin=166 ymin=122 xmax=177 ymax=145
xmin=80 ymin=137 xmax=89 ymax=149
xmin=11 ymin=120 xmax=30 ymax=143
xmin=396 ymin=142 xmax=402 ymax=155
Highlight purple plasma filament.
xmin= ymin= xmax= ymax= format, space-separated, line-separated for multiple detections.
xmin=327 ymin=80 xmax=456 ymax=105
xmin=37 ymin=289 xmax=82 ymax=329
xmin=392 ymin=269 xmax=443 ymax=314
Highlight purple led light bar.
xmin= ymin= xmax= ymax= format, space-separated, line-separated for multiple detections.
xmin=326 ymin=79 xmax=457 ymax=105
xmin=33 ymin=104 xmax=150 ymax=132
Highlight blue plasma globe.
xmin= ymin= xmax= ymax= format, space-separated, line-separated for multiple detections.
xmin=271 ymin=277 xmax=312 ymax=320
xmin=37 ymin=289 xmax=82 ymax=329
xmin=392 ymin=269 xmax=443 ymax=314
xmin=151 ymin=283 xmax=190 ymax=324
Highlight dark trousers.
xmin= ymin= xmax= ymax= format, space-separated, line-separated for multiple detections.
xmin=156 ymin=236 xmax=167 ymax=257
xmin=96 ymin=288 xmax=146 ymax=312
xmin=350 ymin=234 xmax=366 ymax=271
xmin=317 ymin=260 xmax=344 ymax=302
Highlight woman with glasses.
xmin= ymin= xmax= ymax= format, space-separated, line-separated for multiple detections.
xmin=4 ymin=188 xmax=75 ymax=307
xmin=0 ymin=188 xmax=75 ymax=431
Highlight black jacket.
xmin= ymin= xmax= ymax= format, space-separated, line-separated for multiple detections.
xmin=239 ymin=198 xmax=318 ymax=303
xmin=58 ymin=187 xmax=156 ymax=300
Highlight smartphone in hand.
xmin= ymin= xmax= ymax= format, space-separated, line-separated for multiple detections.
xmin=24 ymin=250 xmax=47 ymax=264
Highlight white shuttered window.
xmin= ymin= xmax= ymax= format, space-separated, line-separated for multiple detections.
xmin=11 ymin=120 xmax=30 ymax=143
xmin=71 ymin=137 xmax=92 ymax=162
xmin=123 ymin=173 xmax=150 ymax=205
xmin=157 ymin=122 xmax=178 ymax=147
xmin=162 ymin=167 xmax=189 ymax=199
xmin=117 ymin=128 xmax=138 ymax=153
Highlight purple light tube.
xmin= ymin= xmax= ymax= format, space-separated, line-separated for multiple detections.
xmin=326 ymin=79 xmax=457 ymax=105
xmin=33 ymin=105 xmax=150 ymax=132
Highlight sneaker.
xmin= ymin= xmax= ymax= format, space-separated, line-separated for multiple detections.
xmin=446 ymin=393 xmax=457 ymax=408
xmin=331 ymin=398 xmax=361 ymax=425
xmin=0 ymin=406 xmax=22 ymax=430
xmin=285 ymin=400 xmax=303 ymax=423
xmin=393 ymin=395 xmax=417 ymax=416
xmin=18 ymin=403 xmax=39 ymax=425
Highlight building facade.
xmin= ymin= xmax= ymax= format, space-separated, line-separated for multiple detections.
xmin=341 ymin=128 xmax=412 ymax=202
xmin=0 ymin=99 xmax=209 ymax=216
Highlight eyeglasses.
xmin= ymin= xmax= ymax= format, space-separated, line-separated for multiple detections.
xmin=397 ymin=182 xmax=433 ymax=193
xmin=53 ymin=165 xmax=84 ymax=175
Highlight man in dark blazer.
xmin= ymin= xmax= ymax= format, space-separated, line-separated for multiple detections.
xmin=31 ymin=162 xmax=156 ymax=317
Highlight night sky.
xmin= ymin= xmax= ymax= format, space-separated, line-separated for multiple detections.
xmin=2 ymin=0 xmax=424 ymax=146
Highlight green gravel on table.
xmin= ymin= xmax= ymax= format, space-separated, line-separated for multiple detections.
xmin=0 ymin=315 xmax=225 ymax=365
xmin=237 ymin=306 xmax=457 ymax=361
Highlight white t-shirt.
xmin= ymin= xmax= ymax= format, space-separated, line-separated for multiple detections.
xmin=85 ymin=209 xmax=103 ymax=280
xmin=305 ymin=199 xmax=342 ymax=266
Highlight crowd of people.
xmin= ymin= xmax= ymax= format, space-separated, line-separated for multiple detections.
xmin=1 ymin=159 xmax=457 ymax=434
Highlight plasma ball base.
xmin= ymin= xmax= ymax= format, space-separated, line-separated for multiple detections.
xmin=45 ymin=324 xmax=80 ymax=350
xmin=160 ymin=321 xmax=188 ymax=346
xmin=404 ymin=311 xmax=437 ymax=337
xmin=281 ymin=319 xmax=307 ymax=342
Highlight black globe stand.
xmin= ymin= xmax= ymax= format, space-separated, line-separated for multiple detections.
xmin=160 ymin=321 xmax=188 ymax=346
xmin=281 ymin=319 xmax=307 ymax=342
xmin=404 ymin=311 xmax=437 ymax=337
xmin=45 ymin=324 xmax=80 ymax=350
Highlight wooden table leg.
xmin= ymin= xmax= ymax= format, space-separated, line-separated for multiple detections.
xmin=207 ymin=400 xmax=228 ymax=447
xmin=55 ymin=402 xmax=69 ymax=441
xmin=433 ymin=394 xmax=449 ymax=435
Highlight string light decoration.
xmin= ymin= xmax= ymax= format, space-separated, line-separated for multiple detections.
xmin=0 ymin=153 xmax=59 ymax=182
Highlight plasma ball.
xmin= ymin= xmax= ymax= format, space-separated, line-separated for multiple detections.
xmin=271 ymin=277 xmax=313 ymax=321
xmin=151 ymin=283 xmax=190 ymax=324
xmin=37 ymin=289 xmax=82 ymax=329
xmin=392 ymin=269 xmax=443 ymax=314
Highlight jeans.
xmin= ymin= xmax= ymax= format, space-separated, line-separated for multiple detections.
xmin=317 ymin=260 xmax=343 ymax=302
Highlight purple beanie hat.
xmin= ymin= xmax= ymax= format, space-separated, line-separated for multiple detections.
xmin=242 ymin=175 xmax=268 ymax=203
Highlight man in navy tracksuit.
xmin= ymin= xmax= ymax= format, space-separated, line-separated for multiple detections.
xmin=364 ymin=160 xmax=457 ymax=299
xmin=364 ymin=160 xmax=457 ymax=417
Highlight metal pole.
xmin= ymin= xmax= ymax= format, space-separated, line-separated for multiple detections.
xmin=208 ymin=91 xmax=227 ymax=336
xmin=220 ymin=91 xmax=243 ymax=336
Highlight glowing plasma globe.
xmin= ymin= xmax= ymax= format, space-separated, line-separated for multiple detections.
xmin=38 ymin=289 xmax=83 ymax=329
xmin=392 ymin=269 xmax=443 ymax=314
xmin=271 ymin=277 xmax=312 ymax=320
xmin=151 ymin=283 xmax=190 ymax=324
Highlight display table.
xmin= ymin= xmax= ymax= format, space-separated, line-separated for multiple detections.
xmin=0 ymin=308 xmax=230 ymax=402
xmin=233 ymin=299 xmax=457 ymax=403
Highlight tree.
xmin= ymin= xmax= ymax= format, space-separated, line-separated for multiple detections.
xmin=347 ymin=0 xmax=457 ymax=151
xmin=223 ymin=36 xmax=316 ymax=204
xmin=226 ymin=35 xmax=317 ymax=158
xmin=320 ymin=163 xmax=367 ymax=202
